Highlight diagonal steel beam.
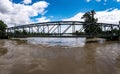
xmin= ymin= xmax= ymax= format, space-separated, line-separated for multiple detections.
xmin=62 ymin=25 xmax=71 ymax=34
xmin=51 ymin=25 xmax=59 ymax=33
xmin=48 ymin=25 xmax=56 ymax=33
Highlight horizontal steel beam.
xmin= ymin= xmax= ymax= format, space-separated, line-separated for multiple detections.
xmin=7 ymin=21 xmax=119 ymax=29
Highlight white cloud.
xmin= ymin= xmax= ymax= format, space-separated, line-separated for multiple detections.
xmin=63 ymin=8 xmax=120 ymax=24
xmin=95 ymin=9 xmax=120 ymax=24
xmin=86 ymin=0 xmax=102 ymax=2
xmin=23 ymin=0 xmax=32 ymax=4
xmin=35 ymin=16 xmax=50 ymax=22
xmin=0 ymin=0 xmax=13 ymax=14
xmin=0 ymin=0 xmax=50 ymax=27
xmin=117 ymin=0 xmax=120 ymax=2
xmin=62 ymin=13 xmax=84 ymax=21
xmin=32 ymin=1 xmax=49 ymax=14
xmin=96 ymin=0 xmax=101 ymax=2
xmin=104 ymin=0 xmax=107 ymax=2
xmin=86 ymin=0 xmax=91 ymax=2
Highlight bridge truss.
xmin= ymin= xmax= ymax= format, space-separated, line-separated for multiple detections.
xmin=7 ymin=21 xmax=120 ymax=38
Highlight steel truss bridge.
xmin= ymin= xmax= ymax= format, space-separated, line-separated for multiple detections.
xmin=7 ymin=21 xmax=120 ymax=38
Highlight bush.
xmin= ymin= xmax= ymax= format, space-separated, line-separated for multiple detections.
xmin=0 ymin=20 xmax=7 ymax=38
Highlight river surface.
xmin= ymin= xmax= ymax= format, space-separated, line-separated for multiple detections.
xmin=0 ymin=38 xmax=120 ymax=74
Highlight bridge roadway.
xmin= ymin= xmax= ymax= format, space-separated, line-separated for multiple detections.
xmin=6 ymin=21 xmax=120 ymax=39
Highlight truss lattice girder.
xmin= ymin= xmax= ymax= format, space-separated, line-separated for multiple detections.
xmin=7 ymin=21 xmax=120 ymax=37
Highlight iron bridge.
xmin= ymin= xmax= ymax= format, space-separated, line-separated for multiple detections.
xmin=7 ymin=21 xmax=120 ymax=38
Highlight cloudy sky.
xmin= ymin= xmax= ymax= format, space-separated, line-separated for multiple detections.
xmin=0 ymin=0 xmax=120 ymax=27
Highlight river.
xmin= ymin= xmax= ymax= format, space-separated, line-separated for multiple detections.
xmin=0 ymin=37 xmax=120 ymax=74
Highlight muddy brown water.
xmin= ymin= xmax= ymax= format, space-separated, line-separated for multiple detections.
xmin=0 ymin=39 xmax=120 ymax=74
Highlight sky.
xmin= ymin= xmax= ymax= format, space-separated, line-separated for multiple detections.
xmin=0 ymin=0 xmax=120 ymax=27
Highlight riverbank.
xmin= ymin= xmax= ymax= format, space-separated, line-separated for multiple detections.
xmin=0 ymin=39 xmax=120 ymax=74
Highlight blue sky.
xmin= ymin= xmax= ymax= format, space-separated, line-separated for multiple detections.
xmin=45 ymin=0 xmax=120 ymax=20
xmin=12 ymin=0 xmax=120 ymax=21
xmin=0 ymin=0 xmax=120 ymax=26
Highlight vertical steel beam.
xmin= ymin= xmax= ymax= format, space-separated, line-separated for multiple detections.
xmin=32 ymin=27 xmax=34 ymax=34
xmin=58 ymin=25 xmax=59 ymax=34
xmin=29 ymin=27 xmax=30 ymax=34
xmin=47 ymin=25 xmax=49 ymax=34
xmin=72 ymin=25 xmax=75 ymax=33
xmin=111 ymin=25 xmax=113 ymax=36
xmin=118 ymin=25 xmax=120 ymax=36
xmin=60 ymin=25 xmax=61 ymax=36
xmin=43 ymin=25 xmax=45 ymax=34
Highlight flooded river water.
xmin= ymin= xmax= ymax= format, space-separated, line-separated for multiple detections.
xmin=0 ymin=38 xmax=120 ymax=74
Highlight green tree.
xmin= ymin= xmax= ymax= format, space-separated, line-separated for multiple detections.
xmin=22 ymin=29 xmax=27 ymax=35
xmin=0 ymin=20 xmax=7 ymax=38
xmin=14 ymin=30 xmax=21 ymax=35
xmin=81 ymin=10 xmax=102 ymax=34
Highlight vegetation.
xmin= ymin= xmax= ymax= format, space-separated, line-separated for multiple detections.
xmin=81 ymin=10 xmax=102 ymax=34
xmin=73 ymin=10 xmax=120 ymax=39
xmin=12 ymin=30 xmax=28 ymax=37
xmin=0 ymin=20 xmax=7 ymax=38
xmin=8 ymin=29 xmax=52 ymax=37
